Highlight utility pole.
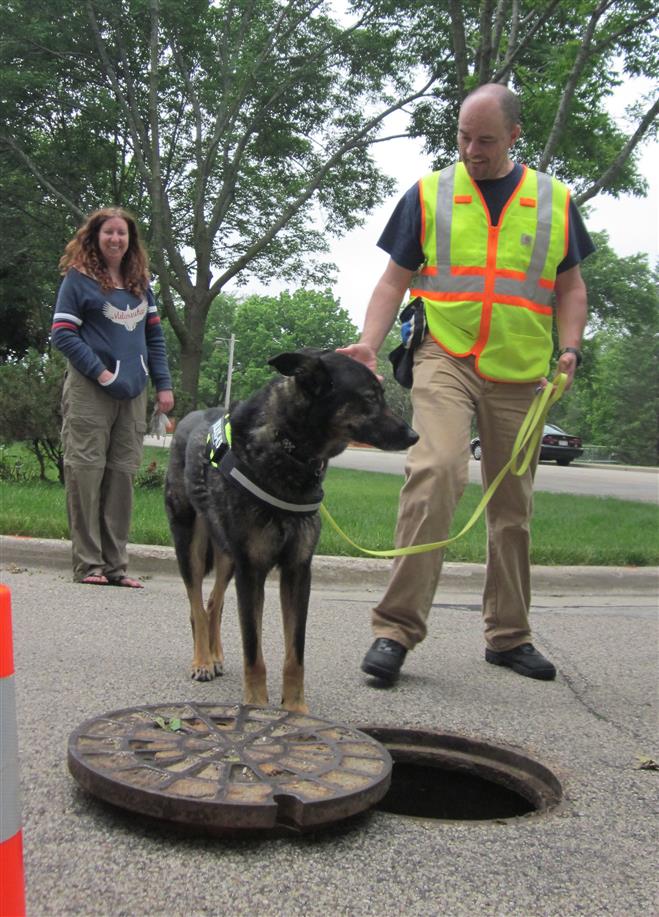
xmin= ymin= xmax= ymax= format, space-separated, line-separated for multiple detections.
xmin=224 ymin=333 xmax=236 ymax=410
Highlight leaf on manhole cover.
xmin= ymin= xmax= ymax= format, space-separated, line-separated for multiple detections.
xmin=635 ymin=755 xmax=659 ymax=771
xmin=155 ymin=716 xmax=184 ymax=732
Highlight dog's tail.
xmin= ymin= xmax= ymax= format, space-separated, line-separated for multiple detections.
xmin=168 ymin=509 xmax=214 ymax=586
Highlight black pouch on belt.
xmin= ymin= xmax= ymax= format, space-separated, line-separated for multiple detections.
xmin=388 ymin=297 xmax=427 ymax=389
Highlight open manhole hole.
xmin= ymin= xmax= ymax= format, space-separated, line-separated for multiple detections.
xmin=359 ymin=727 xmax=562 ymax=822
xmin=68 ymin=703 xmax=392 ymax=834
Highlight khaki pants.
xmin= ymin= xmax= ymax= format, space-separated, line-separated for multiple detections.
xmin=61 ymin=365 xmax=147 ymax=582
xmin=372 ymin=340 xmax=540 ymax=653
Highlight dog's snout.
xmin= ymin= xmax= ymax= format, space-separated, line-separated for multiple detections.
xmin=405 ymin=426 xmax=420 ymax=447
xmin=354 ymin=413 xmax=419 ymax=452
xmin=389 ymin=421 xmax=419 ymax=451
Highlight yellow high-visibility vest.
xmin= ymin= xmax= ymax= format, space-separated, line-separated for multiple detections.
xmin=411 ymin=162 xmax=570 ymax=382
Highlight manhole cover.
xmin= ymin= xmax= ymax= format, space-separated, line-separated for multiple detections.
xmin=68 ymin=703 xmax=392 ymax=833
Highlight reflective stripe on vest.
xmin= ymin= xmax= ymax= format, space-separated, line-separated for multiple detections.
xmin=411 ymin=162 xmax=570 ymax=382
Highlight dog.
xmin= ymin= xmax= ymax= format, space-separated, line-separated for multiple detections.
xmin=164 ymin=349 xmax=418 ymax=713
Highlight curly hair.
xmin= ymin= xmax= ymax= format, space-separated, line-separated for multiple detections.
xmin=59 ymin=207 xmax=150 ymax=296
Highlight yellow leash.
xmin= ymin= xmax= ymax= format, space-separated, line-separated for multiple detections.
xmin=320 ymin=373 xmax=568 ymax=558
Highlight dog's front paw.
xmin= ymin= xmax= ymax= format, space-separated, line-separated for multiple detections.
xmin=191 ymin=662 xmax=216 ymax=682
xmin=213 ymin=660 xmax=224 ymax=676
xmin=282 ymin=699 xmax=309 ymax=714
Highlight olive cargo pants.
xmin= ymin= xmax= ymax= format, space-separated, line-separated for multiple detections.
xmin=61 ymin=365 xmax=148 ymax=582
xmin=372 ymin=340 xmax=541 ymax=653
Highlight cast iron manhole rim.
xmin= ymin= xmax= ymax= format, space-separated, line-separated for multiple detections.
xmin=68 ymin=702 xmax=392 ymax=834
xmin=359 ymin=725 xmax=563 ymax=821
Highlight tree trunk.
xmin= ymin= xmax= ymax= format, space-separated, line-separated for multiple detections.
xmin=178 ymin=337 xmax=204 ymax=415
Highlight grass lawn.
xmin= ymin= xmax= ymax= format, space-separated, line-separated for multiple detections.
xmin=1 ymin=446 xmax=657 ymax=566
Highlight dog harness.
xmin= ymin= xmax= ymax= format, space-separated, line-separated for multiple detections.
xmin=206 ymin=415 xmax=323 ymax=515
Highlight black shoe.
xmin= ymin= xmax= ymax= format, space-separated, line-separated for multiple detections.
xmin=361 ymin=638 xmax=407 ymax=683
xmin=485 ymin=643 xmax=556 ymax=681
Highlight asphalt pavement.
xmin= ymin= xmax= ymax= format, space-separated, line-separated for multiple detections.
xmin=1 ymin=534 xmax=658 ymax=917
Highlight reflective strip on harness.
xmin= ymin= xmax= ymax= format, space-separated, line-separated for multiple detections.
xmin=218 ymin=449 xmax=322 ymax=514
xmin=207 ymin=416 xmax=323 ymax=514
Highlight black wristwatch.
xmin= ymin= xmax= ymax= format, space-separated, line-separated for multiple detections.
xmin=558 ymin=346 xmax=582 ymax=367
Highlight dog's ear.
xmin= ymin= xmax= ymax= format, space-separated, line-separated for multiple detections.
xmin=268 ymin=352 xmax=332 ymax=396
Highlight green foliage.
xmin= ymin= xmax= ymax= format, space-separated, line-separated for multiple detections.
xmin=135 ymin=460 xmax=167 ymax=490
xmin=548 ymin=232 xmax=659 ymax=464
xmin=588 ymin=331 xmax=658 ymax=466
xmin=2 ymin=464 xmax=658 ymax=565
xmin=0 ymin=167 xmax=69 ymax=359
xmin=229 ymin=290 xmax=358 ymax=401
xmin=1 ymin=0 xmax=417 ymax=405
xmin=160 ymin=291 xmax=238 ymax=412
xmin=0 ymin=445 xmax=40 ymax=483
xmin=374 ymin=0 xmax=659 ymax=202
xmin=578 ymin=232 xmax=658 ymax=334
xmin=0 ymin=349 xmax=66 ymax=480
xmin=4 ymin=1 xmax=655 ymax=409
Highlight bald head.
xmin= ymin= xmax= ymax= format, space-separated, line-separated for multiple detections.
xmin=461 ymin=83 xmax=521 ymax=130
xmin=457 ymin=83 xmax=522 ymax=180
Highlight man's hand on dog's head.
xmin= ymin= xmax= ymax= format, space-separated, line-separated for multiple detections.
xmin=335 ymin=343 xmax=382 ymax=380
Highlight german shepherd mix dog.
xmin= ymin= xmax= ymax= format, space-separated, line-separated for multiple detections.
xmin=165 ymin=349 xmax=418 ymax=713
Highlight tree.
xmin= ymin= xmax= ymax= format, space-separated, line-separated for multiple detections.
xmin=228 ymin=290 xmax=358 ymax=402
xmin=1 ymin=0 xmax=433 ymax=409
xmin=3 ymin=2 xmax=656 ymax=411
xmin=547 ymin=233 xmax=658 ymax=463
xmin=0 ymin=349 xmax=67 ymax=481
xmin=0 ymin=165 xmax=72 ymax=360
xmin=588 ymin=329 xmax=658 ymax=465
xmin=364 ymin=0 xmax=658 ymax=205
xmin=160 ymin=291 xmax=238 ymax=410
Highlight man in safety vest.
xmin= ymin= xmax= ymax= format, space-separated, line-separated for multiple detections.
xmin=339 ymin=82 xmax=594 ymax=684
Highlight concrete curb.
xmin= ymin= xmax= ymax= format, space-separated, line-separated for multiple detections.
xmin=2 ymin=534 xmax=657 ymax=593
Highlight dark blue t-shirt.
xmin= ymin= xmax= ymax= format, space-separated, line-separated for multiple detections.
xmin=378 ymin=163 xmax=595 ymax=273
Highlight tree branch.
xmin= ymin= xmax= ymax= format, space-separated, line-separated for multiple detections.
xmin=539 ymin=0 xmax=610 ymax=170
xmin=447 ymin=0 xmax=469 ymax=96
xmin=492 ymin=0 xmax=563 ymax=84
xmin=491 ymin=0 xmax=508 ymax=74
xmin=84 ymin=1 xmax=150 ymax=180
xmin=0 ymin=135 xmax=84 ymax=222
xmin=576 ymin=95 xmax=659 ymax=205
xmin=209 ymin=73 xmax=438 ymax=295
xmin=476 ymin=0 xmax=496 ymax=84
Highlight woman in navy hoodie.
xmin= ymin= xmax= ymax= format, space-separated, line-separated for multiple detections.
xmin=52 ymin=207 xmax=174 ymax=587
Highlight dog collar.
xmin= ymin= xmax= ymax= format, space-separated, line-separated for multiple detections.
xmin=206 ymin=415 xmax=323 ymax=515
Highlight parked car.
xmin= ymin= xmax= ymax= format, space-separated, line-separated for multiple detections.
xmin=470 ymin=423 xmax=584 ymax=466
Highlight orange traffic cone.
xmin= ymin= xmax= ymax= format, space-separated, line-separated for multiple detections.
xmin=0 ymin=584 xmax=25 ymax=917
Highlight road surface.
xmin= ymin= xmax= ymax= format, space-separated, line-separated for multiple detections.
xmin=329 ymin=449 xmax=658 ymax=503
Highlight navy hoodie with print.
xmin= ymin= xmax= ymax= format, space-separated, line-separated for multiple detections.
xmin=52 ymin=268 xmax=172 ymax=400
